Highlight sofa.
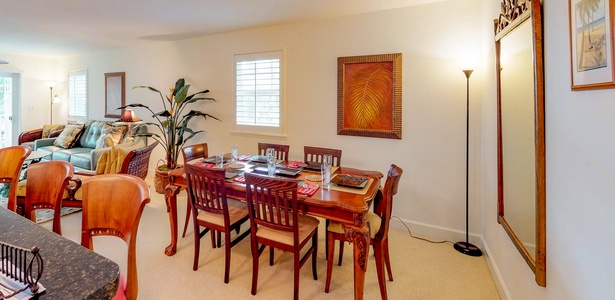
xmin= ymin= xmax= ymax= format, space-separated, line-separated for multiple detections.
xmin=18 ymin=124 xmax=65 ymax=149
xmin=32 ymin=120 xmax=146 ymax=171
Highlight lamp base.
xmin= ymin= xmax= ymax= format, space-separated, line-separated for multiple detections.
xmin=453 ymin=241 xmax=483 ymax=257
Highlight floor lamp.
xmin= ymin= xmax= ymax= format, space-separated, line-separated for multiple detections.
xmin=46 ymin=81 xmax=60 ymax=124
xmin=453 ymin=69 xmax=483 ymax=257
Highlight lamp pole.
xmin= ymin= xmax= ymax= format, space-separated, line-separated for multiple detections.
xmin=46 ymin=81 xmax=57 ymax=124
xmin=49 ymin=86 xmax=54 ymax=124
xmin=453 ymin=69 xmax=483 ymax=257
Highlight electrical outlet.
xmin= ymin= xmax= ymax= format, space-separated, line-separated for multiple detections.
xmin=27 ymin=105 xmax=34 ymax=111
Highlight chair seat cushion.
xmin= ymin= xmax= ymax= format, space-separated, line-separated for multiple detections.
xmin=256 ymin=214 xmax=319 ymax=246
xmin=328 ymin=211 xmax=381 ymax=238
xmin=196 ymin=199 xmax=248 ymax=227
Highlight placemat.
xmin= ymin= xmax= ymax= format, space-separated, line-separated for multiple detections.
xmin=328 ymin=178 xmax=375 ymax=195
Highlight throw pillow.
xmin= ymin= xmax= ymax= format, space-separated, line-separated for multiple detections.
xmin=41 ymin=124 xmax=65 ymax=138
xmin=53 ymin=124 xmax=85 ymax=149
xmin=95 ymin=124 xmax=127 ymax=149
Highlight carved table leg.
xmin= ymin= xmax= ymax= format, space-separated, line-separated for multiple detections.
xmin=164 ymin=184 xmax=181 ymax=256
xmin=344 ymin=214 xmax=370 ymax=300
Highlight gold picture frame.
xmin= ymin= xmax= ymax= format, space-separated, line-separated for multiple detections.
xmin=337 ymin=53 xmax=402 ymax=139
xmin=104 ymin=72 xmax=125 ymax=118
xmin=569 ymin=0 xmax=615 ymax=90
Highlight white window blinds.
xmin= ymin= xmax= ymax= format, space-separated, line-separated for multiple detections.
xmin=68 ymin=70 xmax=87 ymax=119
xmin=234 ymin=51 xmax=284 ymax=136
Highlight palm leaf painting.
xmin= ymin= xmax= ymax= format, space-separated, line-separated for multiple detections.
xmin=343 ymin=62 xmax=393 ymax=130
xmin=337 ymin=53 xmax=401 ymax=139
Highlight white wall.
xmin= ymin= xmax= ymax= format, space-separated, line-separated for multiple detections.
xmin=0 ymin=53 xmax=63 ymax=140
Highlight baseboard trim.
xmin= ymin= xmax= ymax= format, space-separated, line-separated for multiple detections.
xmin=390 ymin=216 xmax=510 ymax=300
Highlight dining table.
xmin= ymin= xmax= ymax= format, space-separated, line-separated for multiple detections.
xmin=0 ymin=206 xmax=120 ymax=299
xmin=163 ymin=158 xmax=382 ymax=300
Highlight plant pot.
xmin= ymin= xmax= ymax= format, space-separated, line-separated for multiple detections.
xmin=154 ymin=168 xmax=170 ymax=194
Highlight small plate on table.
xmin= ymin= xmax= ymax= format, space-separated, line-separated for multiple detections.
xmin=248 ymin=155 xmax=269 ymax=164
xmin=304 ymin=174 xmax=322 ymax=182
xmin=302 ymin=161 xmax=322 ymax=171
xmin=227 ymin=163 xmax=244 ymax=170
xmin=252 ymin=166 xmax=301 ymax=177
xmin=330 ymin=174 xmax=369 ymax=188
xmin=203 ymin=156 xmax=230 ymax=164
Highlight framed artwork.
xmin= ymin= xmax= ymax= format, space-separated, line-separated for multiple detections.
xmin=337 ymin=53 xmax=402 ymax=139
xmin=104 ymin=72 xmax=125 ymax=118
xmin=569 ymin=0 xmax=615 ymax=90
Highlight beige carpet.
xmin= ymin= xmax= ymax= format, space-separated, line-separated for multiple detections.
xmin=43 ymin=177 xmax=501 ymax=300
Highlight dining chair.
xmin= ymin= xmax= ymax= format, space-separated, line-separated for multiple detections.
xmin=244 ymin=172 xmax=319 ymax=300
xmin=0 ymin=145 xmax=31 ymax=212
xmin=304 ymin=146 xmax=342 ymax=256
xmin=303 ymin=146 xmax=342 ymax=167
xmin=81 ymin=174 xmax=150 ymax=300
xmin=23 ymin=161 xmax=74 ymax=235
xmin=63 ymin=141 xmax=158 ymax=207
xmin=325 ymin=164 xmax=403 ymax=300
xmin=184 ymin=164 xmax=250 ymax=283
xmin=257 ymin=142 xmax=290 ymax=162
xmin=180 ymin=143 xmax=209 ymax=238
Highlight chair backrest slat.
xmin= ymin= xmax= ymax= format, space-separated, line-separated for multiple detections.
xmin=245 ymin=173 xmax=299 ymax=234
xmin=257 ymin=142 xmax=290 ymax=162
xmin=375 ymin=164 xmax=403 ymax=239
xmin=184 ymin=164 xmax=228 ymax=221
xmin=182 ymin=143 xmax=209 ymax=163
xmin=303 ymin=146 xmax=342 ymax=167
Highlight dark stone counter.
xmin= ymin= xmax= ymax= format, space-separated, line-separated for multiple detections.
xmin=0 ymin=207 xmax=119 ymax=299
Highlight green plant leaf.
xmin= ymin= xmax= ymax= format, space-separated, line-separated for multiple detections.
xmin=185 ymin=89 xmax=210 ymax=101
xmin=117 ymin=103 xmax=151 ymax=110
xmin=154 ymin=110 xmax=172 ymax=118
xmin=175 ymin=85 xmax=190 ymax=103
xmin=133 ymin=85 xmax=161 ymax=94
xmin=173 ymin=79 xmax=185 ymax=95
xmin=184 ymin=97 xmax=215 ymax=104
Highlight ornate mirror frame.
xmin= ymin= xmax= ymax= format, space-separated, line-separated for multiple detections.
xmin=495 ymin=0 xmax=546 ymax=286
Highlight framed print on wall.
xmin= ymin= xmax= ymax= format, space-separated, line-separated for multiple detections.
xmin=337 ymin=53 xmax=402 ymax=139
xmin=104 ymin=72 xmax=125 ymax=118
xmin=569 ymin=0 xmax=615 ymax=90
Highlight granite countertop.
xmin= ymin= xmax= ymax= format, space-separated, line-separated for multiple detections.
xmin=0 ymin=207 xmax=119 ymax=299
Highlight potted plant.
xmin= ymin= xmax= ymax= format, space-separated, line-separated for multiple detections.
xmin=120 ymin=78 xmax=220 ymax=193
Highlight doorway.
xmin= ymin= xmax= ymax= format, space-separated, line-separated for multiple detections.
xmin=0 ymin=73 xmax=19 ymax=147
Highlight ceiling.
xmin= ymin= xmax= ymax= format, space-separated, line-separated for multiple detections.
xmin=0 ymin=0 xmax=443 ymax=59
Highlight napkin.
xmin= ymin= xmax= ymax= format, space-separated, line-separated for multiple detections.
xmin=237 ymin=155 xmax=251 ymax=162
xmin=298 ymin=183 xmax=320 ymax=196
xmin=286 ymin=161 xmax=303 ymax=169
xmin=233 ymin=176 xmax=246 ymax=183
xmin=194 ymin=161 xmax=216 ymax=168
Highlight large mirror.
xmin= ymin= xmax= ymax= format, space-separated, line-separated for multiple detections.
xmin=495 ymin=0 xmax=546 ymax=286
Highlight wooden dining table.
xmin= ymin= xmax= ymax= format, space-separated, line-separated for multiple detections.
xmin=162 ymin=160 xmax=382 ymax=300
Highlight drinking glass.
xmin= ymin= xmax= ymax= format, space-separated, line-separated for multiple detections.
xmin=231 ymin=145 xmax=238 ymax=163
xmin=266 ymin=148 xmax=276 ymax=177
xmin=217 ymin=153 xmax=224 ymax=168
xmin=321 ymin=154 xmax=332 ymax=189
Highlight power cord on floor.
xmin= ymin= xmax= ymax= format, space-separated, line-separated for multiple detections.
xmin=391 ymin=215 xmax=454 ymax=245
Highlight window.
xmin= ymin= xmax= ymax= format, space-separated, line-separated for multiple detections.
xmin=234 ymin=51 xmax=284 ymax=136
xmin=68 ymin=70 xmax=88 ymax=120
